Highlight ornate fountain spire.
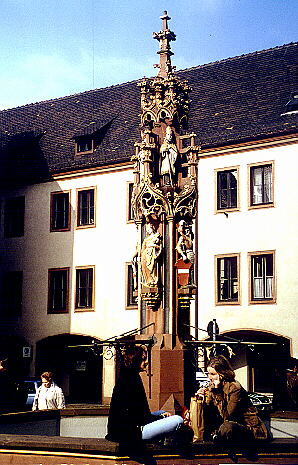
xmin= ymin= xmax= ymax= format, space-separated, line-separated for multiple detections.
xmin=153 ymin=10 xmax=176 ymax=78
xmin=132 ymin=10 xmax=199 ymax=336
xmin=130 ymin=11 xmax=200 ymax=413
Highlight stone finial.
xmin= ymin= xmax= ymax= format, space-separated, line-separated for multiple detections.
xmin=153 ymin=11 xmax=176 ymax=78
xmin=161 ymin=10 xmax=170 ymax=31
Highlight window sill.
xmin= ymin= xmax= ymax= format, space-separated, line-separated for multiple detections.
xmin=50 ymin=228 xmax=71 ymax=232
xmin=249 ymin=299 xmax=276 ymax=305
xmin=76 ymin=223 xmax=96 ymax=229
xmin=248 ymin=203 xmax=274 ymax=210
xmin=215 ymin=301 xmax=240 ymax=306
xmin=215 ymin=208 xmax=240 ymax=214
xmin=47 ymin=310 xmax=69 ymax=314
xmin=74 ymin=308 xmax=95 ymax=312
xmin=125 ymin=305 xmax=138 ymax=310
xmin=75 ymin=149 xmax=94 ymax=156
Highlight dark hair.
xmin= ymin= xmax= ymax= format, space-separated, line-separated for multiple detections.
xmin=122 ymin=345 xmax=147 ymax=371
xmin=207 ymin=355 xmax=235 ymax=382
xmin=0 ymin=359 xmax=8 ymax=370
xmin=41 ymin=371 xmax=53 ymax=382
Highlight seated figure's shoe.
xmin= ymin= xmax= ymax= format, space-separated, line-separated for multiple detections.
xmin=211 ymin=432 xmax=219 ymax=443
xmin=228 ymin=450 xmax=238 ymax=463
xmin=242 ymin=448 xmax=258 ymax=461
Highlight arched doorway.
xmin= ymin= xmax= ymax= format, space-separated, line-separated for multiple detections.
xmin=221 ymin=330 xmax=291 ymax=408
xmin=0 ymin=334 xmax=31 ymax=379
xmin=184 ymin=329 xmax=292 ymax=408
xmin=36 ymin=334 xmax=103 ymax=404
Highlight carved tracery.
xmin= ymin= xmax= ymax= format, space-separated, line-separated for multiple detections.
xmin=131 ymin=11 xmax=200 ymax=322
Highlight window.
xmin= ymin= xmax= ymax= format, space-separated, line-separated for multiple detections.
xmin=2 ymin=271 xmax=23 ymax=317
xmin=77 ymin=188 xmax=95 ymax=227
xmin=127 ymin=182 xmax=135 ymax=222
xmin=125 ymin=262 xmax=137 ymax=309
xmin=4 ymin=196 xmax=25 ymax=237
xmin=249 ymin=252 xmax=275 ymax=303
xmin=249 ymin=163 xmax=273 ymax=207
xmin=284 ymin=92 xmax=298 ymax=114
xmin=216 ymin=168 xmax=238 ymax=211
xmin=216 ymin=254 xmax=240 ymax=304
xmin=50 ymin=192 xmax=70 ymax=231
xmin=75 ymin=136 xmax=93 ymax=154
xmin=48 ymin=268 xmax=69 ymax=313
xmin=75 ymin=267 xmax=94 ymax=310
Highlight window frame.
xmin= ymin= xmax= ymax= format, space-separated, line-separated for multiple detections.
xmin=50 ymin=191 xmax=71 ymax=232
xmin=2 ymin=271 xmax=23 ymax=317
xmin=75 ymin=266 xmax=95 ymax=311
xmin=126 ymin=182 xmax=135 ymax=223
xmin=4 ymin=196 xmax=25 ymax=238
xmin=248 ymin=161 xmax=274 ymax=209
xmin=75 ymin=136 xmax=94 ymax=155
xmin=48 ymin=267 xmax=70 ymax=314
xmin=215 ymin=253 xmax=240 ymax=305
xmin=76 ymin=187 xmax=96 ymax=229
xmin=215 ymin=166 xmax=240 ymax=213
xmin=248 ymin=251 xmax=276 ymax=304
xmin=125 ymin=262 xmax=138 ymax=309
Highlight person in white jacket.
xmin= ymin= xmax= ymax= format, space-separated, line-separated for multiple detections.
xmin=32 ymin=371 xmax=65 ymax=411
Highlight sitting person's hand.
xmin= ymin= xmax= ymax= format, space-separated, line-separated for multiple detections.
xmin=213 ymin=374 xmax=221 ymax=388
xmin=182 ymin=407 xmax=190 ymax=425
xmin=195 ymin=387 xmax=207 ymax=397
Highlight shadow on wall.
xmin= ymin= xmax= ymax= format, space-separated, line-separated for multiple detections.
xmin=0 ymin=131 xmax=51 ymax=185
xmin=36 ymin=334 xmax=103 ymax=404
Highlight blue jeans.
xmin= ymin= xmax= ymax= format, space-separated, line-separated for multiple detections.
xmin=142 ymin=414 xmax=184 ymax=441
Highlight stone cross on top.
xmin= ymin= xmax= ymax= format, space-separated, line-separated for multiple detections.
xmin=153 ymin=11 xmax=176 ymax=78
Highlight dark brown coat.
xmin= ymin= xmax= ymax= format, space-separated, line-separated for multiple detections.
xmin=205 ymin=380 xmax=268 ymax=439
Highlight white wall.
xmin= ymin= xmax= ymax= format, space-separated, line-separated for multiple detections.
xmin=1 ymin=141 xmax=297 ymax=381
xmin=196 ymin=142 xmax=298 ymax=357
xmin=1 ymin=167 xmax=139 ymax=348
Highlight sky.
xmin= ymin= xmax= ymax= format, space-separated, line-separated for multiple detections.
xmin=1 ymin=0 xmax=297 ymax=110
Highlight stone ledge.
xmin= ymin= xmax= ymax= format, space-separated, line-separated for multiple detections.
xmin=0 ymin=434 xmax=296 ymax=455
xmin=61 ymin=404 xmax=110 ymax=416
xmin=2 ymin=406 xmax=296 ymax=421
xmin=0 ymin=405 xmax=110 ymax=423
xmin=271 ymin=410 xmax=298 ymax=419
xmin=0 ymin=409 xmax=60 ymax=424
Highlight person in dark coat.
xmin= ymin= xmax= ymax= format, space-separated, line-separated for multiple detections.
xmin=0 ymin=359 xmax=16 ymax=414
xmin=106 ymin=345 xmax=183 ymax=444
xmin=286 ymin=364 xmax=298 ymax=410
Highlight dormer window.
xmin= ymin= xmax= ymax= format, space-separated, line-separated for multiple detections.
xmin=283 ymin=92 xmax=298 ymax=114
xmin=73 ymin=118 xmax=114 ymax=155
xmin=75 ymin=136 xmax=94 ymax=155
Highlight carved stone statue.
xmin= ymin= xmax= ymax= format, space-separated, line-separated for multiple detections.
xmin=131 ymin=244 xmax=140 ymax=290
xmin=134 ymin=132 xmax=147 ymax=180
xmin=141 ymin=222 xmax=162 ymax=287
xmin=176 ymin=220 xmax=194 ymax=263
xmin=160 ymin=126 xmax=178 ymax=184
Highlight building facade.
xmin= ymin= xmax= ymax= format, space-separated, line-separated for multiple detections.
xmin=0 ymin=14 xmax=297 ymax=407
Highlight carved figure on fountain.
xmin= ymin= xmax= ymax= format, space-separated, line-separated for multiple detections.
xmin=175 ymin=219 xmax=194 ymax=264
xmin=141 ymin=221 xmax=162 ymax=288
xmin=159 ymin=125 xmax=178 ymax=186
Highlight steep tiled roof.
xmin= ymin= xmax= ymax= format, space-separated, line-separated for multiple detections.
xmin=0 ymin=42 xmax=297 ymax=184
xmin=183 ymin=43 xmax=298 ymax=147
